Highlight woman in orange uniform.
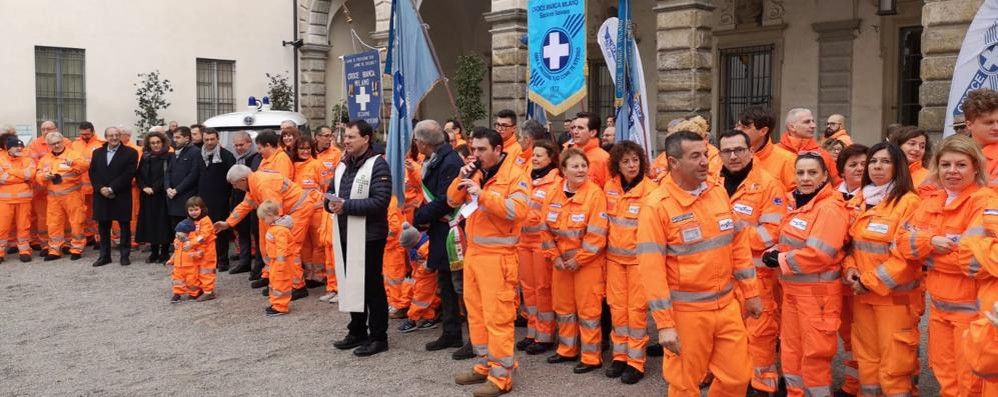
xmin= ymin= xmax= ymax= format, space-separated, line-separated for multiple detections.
xmin=291 ymin=136 xmax=329 ymax=288
xmin=602 ymin=141 xmax=654 ymax=384
xmin=896 ymin=135 xmax=996 ymax=396
xmin=889 ymin=127 xmax=932 ymax=189
xmin=541 ymin=148 xmax=608 ymax=374
xmin=516 ymin=140 xmax=561 ymax=355
xmin=841 ymin=142 xmax=921 ymax=396
xmin=833 ymin=143 xmax=867 ymax=395
xmin=960 ymin=192 xmax=998 ymax=395
xmin=762 ymin=153 xmax=849 ymax=396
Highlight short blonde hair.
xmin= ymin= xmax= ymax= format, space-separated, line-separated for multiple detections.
xmin=928 ymin=134 xmax=988 ymax=187
xmin=256 ymin=201 xmax=280 ymax=218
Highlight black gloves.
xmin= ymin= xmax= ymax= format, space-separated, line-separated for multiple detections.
xmin=762 ymin=250 xmax=780 ymax=268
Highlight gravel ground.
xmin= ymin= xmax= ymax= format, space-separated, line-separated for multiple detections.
xmin=1 ymin=249 xmax=939 ymax=396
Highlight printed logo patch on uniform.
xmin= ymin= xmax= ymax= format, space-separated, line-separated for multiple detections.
xmin=518 ymin=181 xmax=529 ymax=189
xmin=866 ymin=223 xmax=889 ymax=234
xmin=985 ymin=209 xmax=998 ymax=216
xmin=628 ymin=204 xmax=641 ymax=215
xmin=534 ymin=190 xmax=547 ymax=198
xmin=671 ymin=213 xmax=694 ymax=223
xmin=550 ymin=203 xmax=562 ymax=209
xmin=718 ymin=218 xmax=734 ymax=231
xmin=571 ymin=213 xmax=586 ymax=223
xmin=546 ymin=212 xmax=558 ymax=222
xmin=790 ymin=218 xmax=808 ymax=231
xmin=323 ymin=161 xmax=333 ymax=168
xmin=733 ymin=203 xmax=754 ymax=216
xmin=946 ymin=234 xmax=960 ymax=243
xmin=607 ymin=190 xmax=620 ymax=196
xmin=773 ymin=197 xmax=783 ymax=206
xmin=682 ymin=226 xmax=703 ymax=243
xmin=599 ymin=212 xmax=608 ymax=219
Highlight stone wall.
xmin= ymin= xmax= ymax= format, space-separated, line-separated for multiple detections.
xmin=919 ymin=0 xmax=983 ymax=134
xmin=654 ymin=0 xmax=714 ymax=146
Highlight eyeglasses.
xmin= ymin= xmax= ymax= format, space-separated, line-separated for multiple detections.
xmin=719 ymin=147 xmax=749 ymax=157
xmin=493 ymin=123 xmax=514 ymax=129
xmin=826 ymin=122 xmax=840 ymax=126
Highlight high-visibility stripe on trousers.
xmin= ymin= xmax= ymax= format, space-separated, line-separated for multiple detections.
xmin=407 ymin=262 xmax=439 ymax=321
xmin=517 ymin=246 xmax=554 ymax=344
xmin=464 ymin=254 xmax=518 ymax=391
xmin=928 ymin=295 xmax=983 ymax=397
xmin=301 ymin=207 xmax=328 ymax=283
xmin=383 ymin=243 xmax=409 ymax=310
xmin=0 ymin=202 xmax=32 ymax=257
xmin=663 ymin=300 xmax=751 ymax=396
xmin=552 ymin=262 xmax=604 ymax=366
xmin=851 ymin=298 xmax=919 ymax=397
xmin=31 ymin=190 xmax=47 ymax=246
xmin=171 ymin=265 xmax=201 ymax=297
xmin=323 ymin=244 xmax=338 ymax=293
xmin=841 ymin=292 xmax=860 ymax=395
xmin=260 ymin=207 xmax=313 ymax=289
xmin=268 ymin=257 xmax=293 ymax=313
xmin=46 ymin=189 xmax=86 ymax=255
xmin=781 ymin=289 xmax=842 ymax=397
xmin=744 ymin=266 xmax=781 ymax=392
xmin=606 ymin=260 xmax=647 ymax=371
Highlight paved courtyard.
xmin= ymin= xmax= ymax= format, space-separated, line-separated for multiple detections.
xmin=2 ymin=249 xmax=939 ymax=396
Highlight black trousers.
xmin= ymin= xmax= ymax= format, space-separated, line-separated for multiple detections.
xmin=98 ymin=220 xmax=130 ymax=259
xmin=236 ymin=212 xmax=263 ymax=275
xmin=345 ymin=239 xmax=389 ymax=342
xmin=435 ymin=265 xmax=464 ymax=340
xmin=214 ymin=229 xmax=231 ymax=267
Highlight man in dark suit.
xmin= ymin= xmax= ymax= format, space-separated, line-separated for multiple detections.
xmin=196 ymin=128 xmax=236 ymax=271
xmin=412 ymin=120 xmax=467 ymax=354
xmin=89 ymin=126 xmax=138 ymax=267
xmin=164 ymin=126 xmax=201 ymax=233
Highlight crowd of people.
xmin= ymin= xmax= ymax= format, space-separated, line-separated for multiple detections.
xmin=5 ymin=87 xmax=998 ymax=397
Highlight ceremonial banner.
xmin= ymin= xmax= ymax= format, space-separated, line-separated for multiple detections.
xmin=344 ymin=50 xmax=383 ymax=129
xmin=528 ymin=0 xmax=587 ymax=115
xmin=945 ymin=2 xmax=998 ymax=136
xmin=597 ymin=16 xmax=653 ymax=160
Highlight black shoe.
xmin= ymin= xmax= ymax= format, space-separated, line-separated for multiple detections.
xmin=229 ymin=253 xmax=240 ymax=260
xmin=747 ymin=386 xmax=770 ymax=397
xmin=92 ymin=257 xmax=111 ymax=267
xmin=6 ymin=247 xmax=17 ymax=254
xmin=547 ymin=354 xmax=578 ymax=364
xmin=250 ymin=278 xmax=269 ymax=288
xmin=834 ymin=390 xmax=856 ymax=397
xmin=71 ymin=253 xmax=82 ymax=261
xmin=516 ymin=337 xmax=534 ymax=351
xmin=44 ymin=254 xmax=60 ymax=261
xmin=573 ymin=362 xmax=601 ymax=374
xmin=620 ymin=365 xmax=644 ymax=384
xmin=248 ymin=272 xmax=262 ymax=281
xmin=515 ymin=314 xmax=527 ymax=327
xmin=261 ymin=287 xmax=269 ymax=296
xmin=217 ymin=262 xmax=229 ymax=272
xmin=229 ymin=263 xmax=251 ymax=274
xmin=605 ymin=360 xmax=626 ymax=378
xmin=291 ymin=287 xmax=309 ymax=301
xmin=452 ymin=342 xmax=475 ymax=360
xmin=171 ymin=294 xmax=184 ymax=304
xmin=353 ymin=340 xmax=389 ymax=357
xmin=646 ymin=343 xmax=664 ymax=357
xmin=305 ymin=279 xmax=324 ymax=289
xmin=425 ymin=335 xmax=464 ymax=351
xmin=61 ymin=246 xmax=71 ymax=255
xmin=265 ymin=306 xmax=286 ymax=317
xmin=525 ymin=342 xmax=553 ymax=355
xmin=334 ymin=334 xmax=367 ymax=350
xmin=30 ymin=244 xmax=42 ymax=251
xmin=19 ymin=254 xmax=31 ymax=263
xmin=120 ymin=256 xmax=131 ymax=266
xmin=145 ymin=253 xmax=159 ymax=263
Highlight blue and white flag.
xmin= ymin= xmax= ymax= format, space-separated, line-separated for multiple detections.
xmin=344 ymin=50 xmax=383 ymax=129
xmin=945 ymin=1 xmax=998 ymax=136
xmin=384 ymin=0 xmax=441 ymax=206
xmin=528 ymin=0 xmax=587 ymax=115
xmin=597 ymin=15 xmax=653 ymax=160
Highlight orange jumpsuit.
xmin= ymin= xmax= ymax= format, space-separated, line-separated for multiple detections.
xmin=446 ymin=155 xmax=530 ymax=392
xmin=722 ymin=165 xmax=787 ymax=392
xmin=315 ymin=146 xmax=341 ymax=294
xmin=754 ymin=142 xmax=797 ymax=190
xmin=650 ymin=153 xmax=669 ymax=183
xmin=826 ymin=129 xmax=854 ymax=147
xmin=897 ymin=184 xmax=996 ymax=396
xmin=604 ymin=176 xmax=654 ymax=372
xmin=774 ymin=183 xmax=849 ymax=397
xmin=259 ymin=148 xmax=294 ymax=179
xmin=572 ymin=139 xmax=610 ymax=187
xmin=402 ymin=160 xmax=423 ymax=225
xmin=264 ymin=216 xmax=296 ymax=313
xmin=637 ymin=176 xmax=759 ymax=396
xmin=226 ymin=171 xmax=317 ymax=290
xmin=27 ymin=137 xmax=69 ymax=247
xmin=778 ymin=133 xmax=840 ymax=185
xmin=843 ymin=191 xmax=922 ymax=396
xmin=315 ymin=146 xmax=343 ymax=189
xmin=71 ymin=136 xmax=104 ymax=241
xmin=513 ymin=146 xmax=532 ymax=171
xmin=0 ymin=151 xmax=36 ymax=259
xmin=502 ymin=134 xmax=523 ymax=164
xmin=294 ymin=158 xmax=329 ymax=284
xmin=541 ymin=180 xmax=608 ymax=366
xmin=909 ymin=160 xmax=931 ymax=190
xmin=36 ymin=148 xmax=88 ymax=256
xmin=169 ymin=216 xmax=217 ymax=297
xmin=384 ymin=196 xmax=411 ymax=311
xmin=406 ymin=233 xmax=440 ymax=322
xmin=959 ymin=196 xmax=998 ymax=395
xmin=518 ymin=167 xmax=561 ymax=345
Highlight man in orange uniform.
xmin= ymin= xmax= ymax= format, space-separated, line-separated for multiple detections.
xmin=494 ymin=109 xmax=523 ymax=161
xmin=72 ymin=122 xmax=105 ymax=246
xmin=314 ymin=125 xmax=343 ymax=191
xmin=822 ymin=114 xmax=853 ymax=147
xmin=36 ymin=132 xmax=88 ymax=261
xmin=513 ymin=120 xmax=546 ymax=170
xmin=568 ymin=112 xmax=611 ymax=187
xmin=28 ymin=121 xmax=63 ymax=250
xmin=216 ymin=165 xmax=317 ymax=298
xmin=637 ymin=131 xmax=763 ymax=396
xmin=0 ymin=136 xmax=36 ymax=263
xmin=963 ymin=89 xmax=998 ymax=186
xmin=447 ymin=128 xmax=530 ymax=397
xmin=778 ymin=108 xmax=839 ymax=184
xmin=735 ymin=106 xmax=797 ymax=189
xmin=256 ymin=129 xmax=294 ymax=179
xmin=716 ymin=130 xmax=787 ymax=394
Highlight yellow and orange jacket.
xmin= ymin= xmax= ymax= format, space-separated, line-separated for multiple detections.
xmin=636 ymin=176 xmax=760 ymax=329
xmin=754 ymin=142 xmax=797 ymax=190
xmin=446 ymin=155 xmax=530 ymax=256
xmin=774 ymin=183 xmax=849 ymax=295
xmin=226 ymin=171 xmax=311 ymax=227
xmin=842 ymin=190 xmax=921 ymax=303
xmin=540 ymin=180 xmax=608 ymax=267
xmin=721 ymin=165 xmax=787 ymax=266
xmin=519 ymin=168 xmax=561 ymax=249
xmin=259 ymin=148 xmax=295 ymax=180
xmin=0 ymin=151 xmax=36 ymax=203
xmin=35 ymin=148 xmax=88 ymax=195
xmin=315 ymin=146 xmax=343 ymax=191
xmin=71 ymin=136 xmax=104 ymax=195
xmin=895 ymin=184 xmax=998 ymax=314
xmin=604 ymin=175 xmax=654 ymax=265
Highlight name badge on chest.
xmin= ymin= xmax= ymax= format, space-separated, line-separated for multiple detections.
xmin=866 ymin=223 xmax=889 ymax=234
xmin=790 ymin=218 xmax=808 ymax=231
xmin=682 ymin=225 xmax=703 ymax=243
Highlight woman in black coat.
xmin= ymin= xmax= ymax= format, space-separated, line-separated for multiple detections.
xmin=136 ymin=132 xmax=173 ymax=263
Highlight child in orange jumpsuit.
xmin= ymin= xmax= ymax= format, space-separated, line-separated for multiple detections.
xmin=167 ymin=197 xmax=217 ymax=303
xmin=397 ymin=222 xmax=440 ymax=332
xmin=258 ymin=201 xmax=297 ymax=316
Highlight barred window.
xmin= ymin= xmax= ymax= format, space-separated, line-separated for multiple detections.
xmin=718 ymin=45 xmax=773 ymax=131
xmin=196 ymin=59 xmax=235 ymax=122
xmin=35 ymin=46 xmax=86 ymax=136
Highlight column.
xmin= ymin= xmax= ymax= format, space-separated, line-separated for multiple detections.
xmin=811 ymin=19 xmax=860 ymax=128
xmin=485 ymin=8 xmax=528 ymax=118
xmin=920 ymin=0 xmax=984 ymax=134
xmin=299 ymin=43 xmax=331 ymax=128
xmin=654 ymin=0 xmax=714 ymax=148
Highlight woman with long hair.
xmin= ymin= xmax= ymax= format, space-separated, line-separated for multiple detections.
xmin=889 ymin=126 xmax=933 ymax=189
xmin=290 ymin=135 xmax=328 ymax=289
xmin=135 ymin=131 xmax=173 ymax=263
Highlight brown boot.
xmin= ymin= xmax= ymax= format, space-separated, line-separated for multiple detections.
xmin=471 ymin=381 xmax=507 ymax=397
xmin=454 ymin=371 xmax=487 ymax=385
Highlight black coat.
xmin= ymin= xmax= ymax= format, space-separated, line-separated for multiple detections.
xmin=324 ymin=147 xmax=391 ymax=242
xmin=164 ymin=144 xmax=201 ymax=217
xmin=413 ymin=144 xmax=463 ymax=270
xmin=136 ymin=151 xmax=172 ymax=244
xmin=88 ymin=144 xmax=138 ymax=222
xmin=197 ymin=147 xmax=236 ymax=222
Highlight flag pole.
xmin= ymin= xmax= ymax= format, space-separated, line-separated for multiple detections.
xmin=409 ymin=0 xmax=466 ymax=129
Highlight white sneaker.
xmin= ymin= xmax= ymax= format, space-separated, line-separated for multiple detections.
xmin=388 ymin=305 xmax=398 ymax=314
xmin=329 ymin=293 xmax=339 ymax=303
xmin=319 ymin=292 xmax=338 ymax=302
